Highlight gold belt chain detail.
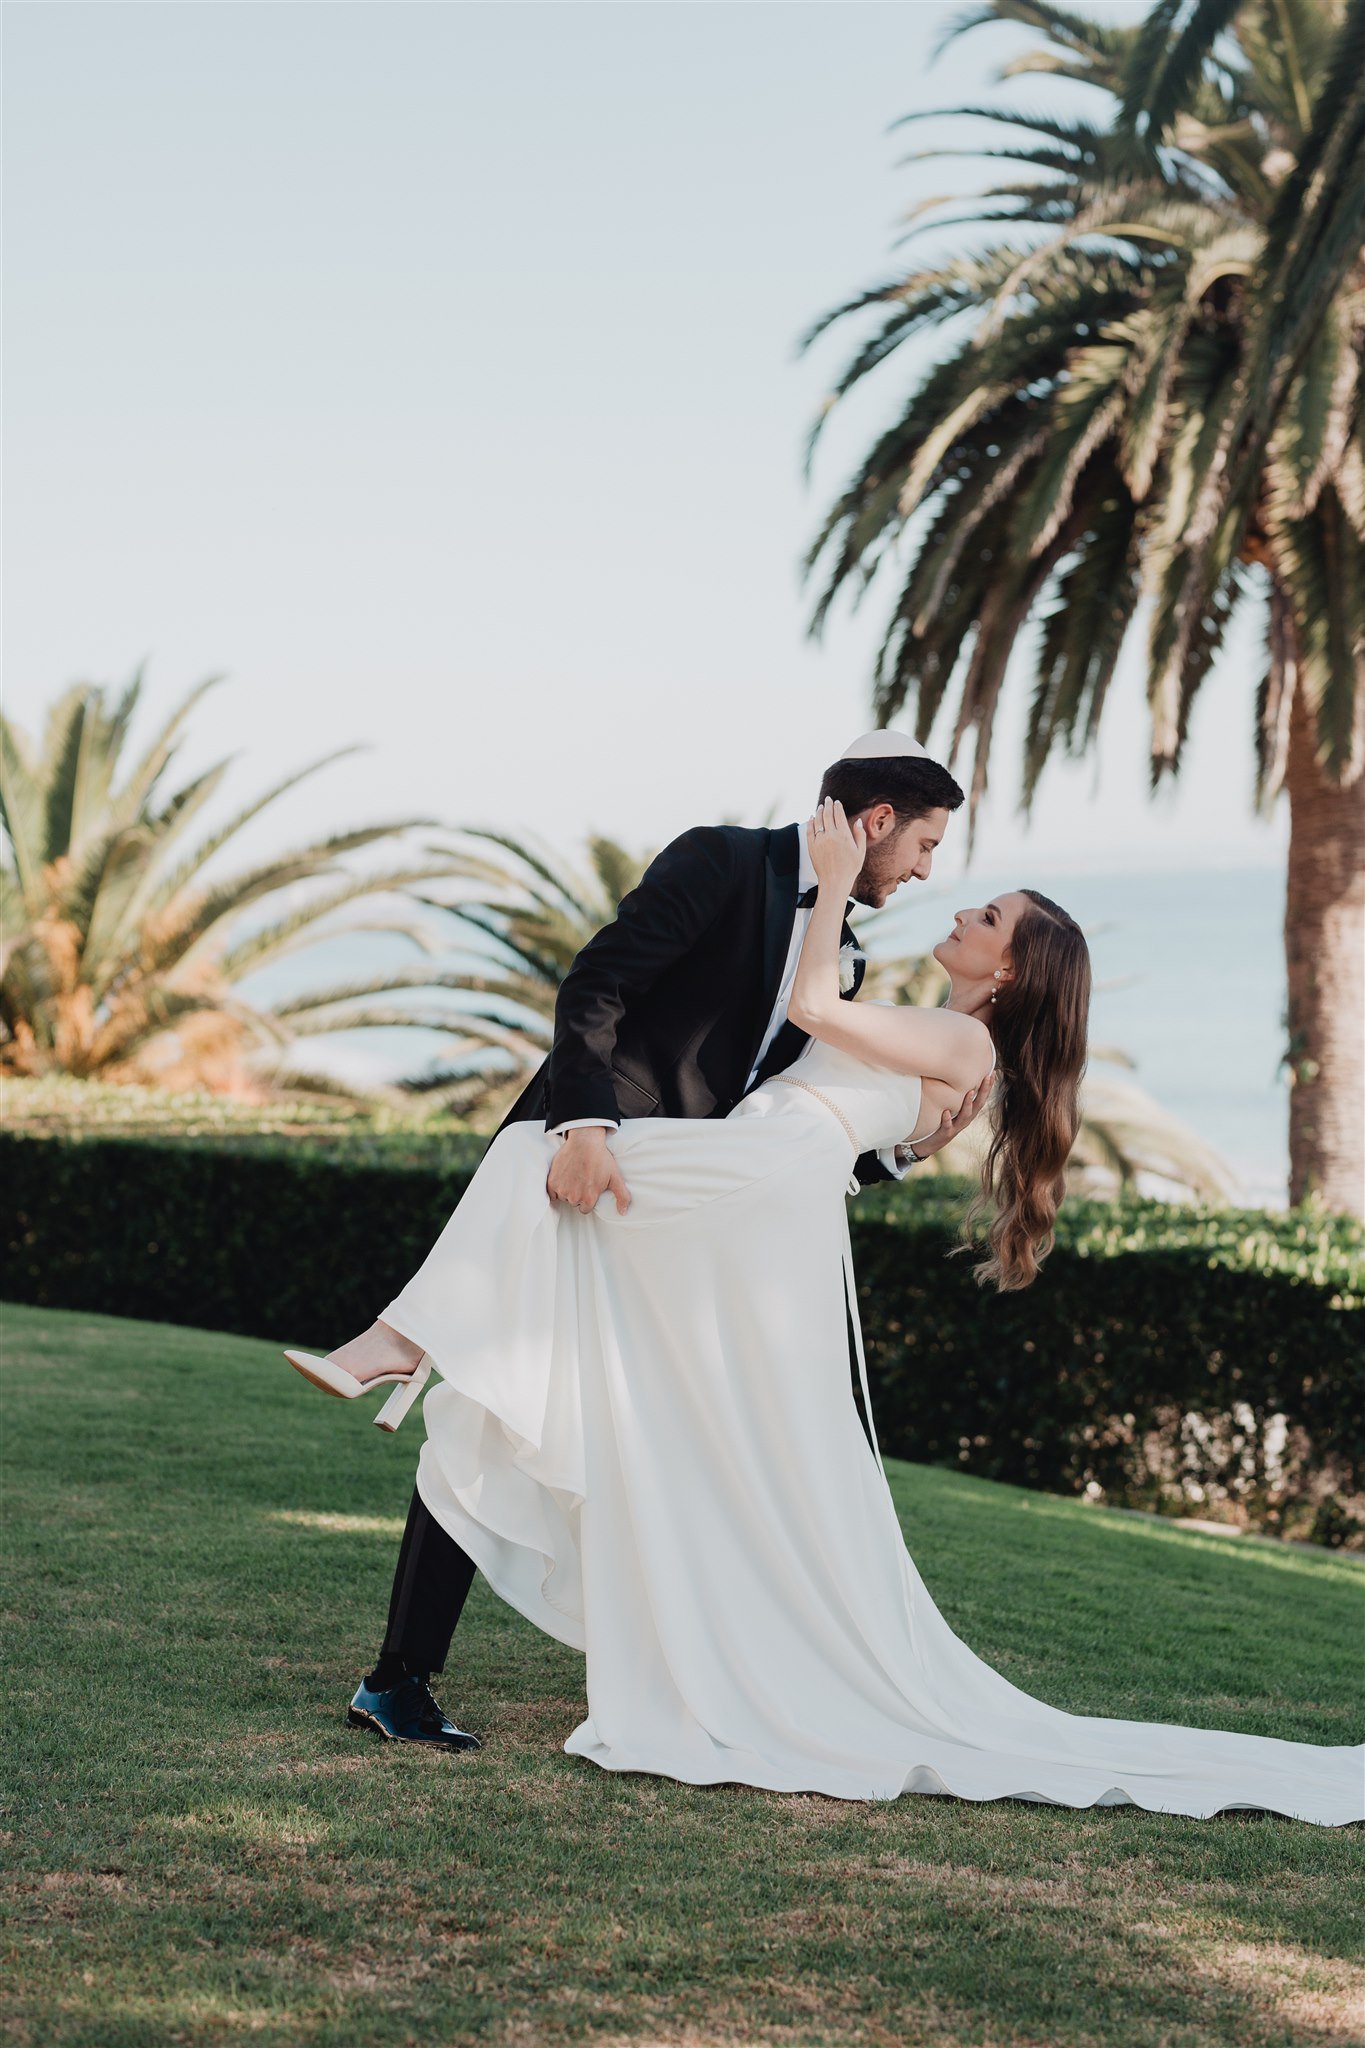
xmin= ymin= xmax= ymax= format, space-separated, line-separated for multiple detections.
xmin=772 ymin=1076 xmax=859 ymax=1151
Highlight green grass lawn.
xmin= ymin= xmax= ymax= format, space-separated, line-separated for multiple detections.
xmin=3 ymin=1302 xmax=1361 ymax=2048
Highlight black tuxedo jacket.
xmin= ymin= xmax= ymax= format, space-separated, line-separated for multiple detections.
xmin=498 ymin=820 xmax=893 ymax=1185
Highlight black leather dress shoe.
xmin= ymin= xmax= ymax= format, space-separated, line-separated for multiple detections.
xmin=347 ymin=1673 xmax=481 ymax=1751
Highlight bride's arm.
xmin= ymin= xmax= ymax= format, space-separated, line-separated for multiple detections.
xmin=789 ymin=800 xmax=993 ymax=1094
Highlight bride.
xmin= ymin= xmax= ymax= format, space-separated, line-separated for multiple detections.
xmin=287 ymin=797 xmax=1363 ymax=1826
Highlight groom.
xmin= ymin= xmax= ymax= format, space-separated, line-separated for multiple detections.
xmin=345 ymin=732 xmax=991 ymax=1750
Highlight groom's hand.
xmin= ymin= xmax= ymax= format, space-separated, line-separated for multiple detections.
xmin=906 ymin=1069 xmax=995 ymax=1161
xmin=547 ymin=1126 xmax=632 ymax=1215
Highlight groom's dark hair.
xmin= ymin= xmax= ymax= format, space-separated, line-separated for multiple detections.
xmin=818 ymin=753 xmax=964 ymax=822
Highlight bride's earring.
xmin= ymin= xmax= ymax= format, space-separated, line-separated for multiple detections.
xmin=990 ymin=970 xmax=1005 ymax=1004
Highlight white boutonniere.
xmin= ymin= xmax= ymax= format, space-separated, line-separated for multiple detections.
xmin=838 ymin=941 xmax=865 ymax=994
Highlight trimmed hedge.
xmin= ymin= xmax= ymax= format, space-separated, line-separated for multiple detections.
xmin=0 ymin=1072 xmax=486 ymax=1154
xmin=852 ymin=1181 xmax=1363 ymax=1547
xmin=1 ymin=1130 xmax=485 ymax=1344
xmin=4 ymin=1129 xmax=1361 ymax=1544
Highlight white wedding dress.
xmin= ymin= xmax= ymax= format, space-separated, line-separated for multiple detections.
xmin=380 ymin=1015 xmax=1363 ymax=1826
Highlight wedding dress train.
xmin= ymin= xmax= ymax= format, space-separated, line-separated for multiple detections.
xmin=379 ymin=1018 xmax=1363 ymax=1826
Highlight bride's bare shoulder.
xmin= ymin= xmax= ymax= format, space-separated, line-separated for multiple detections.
xmin=867 ymin=999 xmax=993 ymax=1083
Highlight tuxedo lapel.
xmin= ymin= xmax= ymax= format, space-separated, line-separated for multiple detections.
xmin=760 ymin=822 xmax=800 ymax=1006
xmin=743 ymin=823 xmax=801 ymax=1081
xmin=757 ymin=823 xmax=802 ymax=999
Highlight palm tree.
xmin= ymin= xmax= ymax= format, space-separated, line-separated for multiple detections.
xmin=0 ymin=669 xmax=472 ymax=1097
xmin=802 ymin=0 xmax=1364 ymax=1213
xmin=417 ymin=825 xmax=1235 ymax=1195
xmin=402 ymin=828 xmax=652 ymax=1123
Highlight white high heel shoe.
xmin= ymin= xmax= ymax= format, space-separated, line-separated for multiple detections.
xmin=282 ymin=1349 xmax=433 ymax=1432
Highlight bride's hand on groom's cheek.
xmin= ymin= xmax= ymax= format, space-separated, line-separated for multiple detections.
xmin=806 ymin=798 xmax=865 ymax=892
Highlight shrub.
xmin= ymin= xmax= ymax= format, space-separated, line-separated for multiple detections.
xmin=4 ymin=1132 xmax=1360 ymax=1544
xmin=853 ymin=1179 xmax=1363 ymax=1547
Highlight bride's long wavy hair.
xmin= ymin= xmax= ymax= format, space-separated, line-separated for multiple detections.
xmin=967 ymin=890 xmax=1091 ymax=1291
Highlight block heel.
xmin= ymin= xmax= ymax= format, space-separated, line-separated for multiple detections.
xmin=373 ymin=1356 xmax=433 ymax=1432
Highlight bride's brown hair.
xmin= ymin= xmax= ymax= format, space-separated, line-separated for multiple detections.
xmin=967 ymin=889 xmax=1091 ymax=1291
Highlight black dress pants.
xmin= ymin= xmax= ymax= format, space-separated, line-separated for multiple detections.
xmin=380 ymin=1487 xmax=478 ymax=1675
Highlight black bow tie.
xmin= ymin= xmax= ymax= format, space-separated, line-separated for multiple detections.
xmin=796 ymin=886 xmax=854 ymax=911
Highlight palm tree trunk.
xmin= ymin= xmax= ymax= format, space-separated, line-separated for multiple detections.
xmin=1283 ymin=685 xmax=1365 ymax=1214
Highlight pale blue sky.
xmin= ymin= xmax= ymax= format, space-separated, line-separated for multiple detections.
xmin=4 ymin=0 xmax=1284 ymax=886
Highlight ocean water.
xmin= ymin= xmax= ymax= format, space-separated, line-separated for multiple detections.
xmin=242 ymin=863 xmax=1295 ymax=1209
xmin=879 ymin=863 xmax=1291 ymax=1208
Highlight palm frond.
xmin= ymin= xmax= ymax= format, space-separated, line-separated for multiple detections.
xmin=1121 ymin=0 xmax=1246 ymax=138
xmin=1264 ymin=300 xmax=1356 ymax=519
xmin=213 ymin=862 xmax=466 ymax=982
xmin=40 ymin=686 xmax=98 ymax=866
xmin=267 ymin=967 xmax=522 ymax=1020
xmin=1024 ymin=486 xmax=1143 ymax=805
xmin=1256 ymin=578 xmax=1299 ymax=805
xmin=0 ymin=712 xmax=44 ymax=900
xmin=108 ymin=669 xmax=228 ymax=826
xmin=937 ymin=0 xmax=1138 ymax=73
xmin=125 ymin=747 xmax=374 ymax=943
xmin=1267 ymin=483 xmax=1365 ymax=778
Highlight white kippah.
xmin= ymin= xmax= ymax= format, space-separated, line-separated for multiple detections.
xmin=839 ymin=728 xmax=929 ymax=761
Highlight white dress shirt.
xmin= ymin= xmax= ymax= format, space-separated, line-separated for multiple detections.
xmin=551 ymin=831 xmax=910 ymax=1178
